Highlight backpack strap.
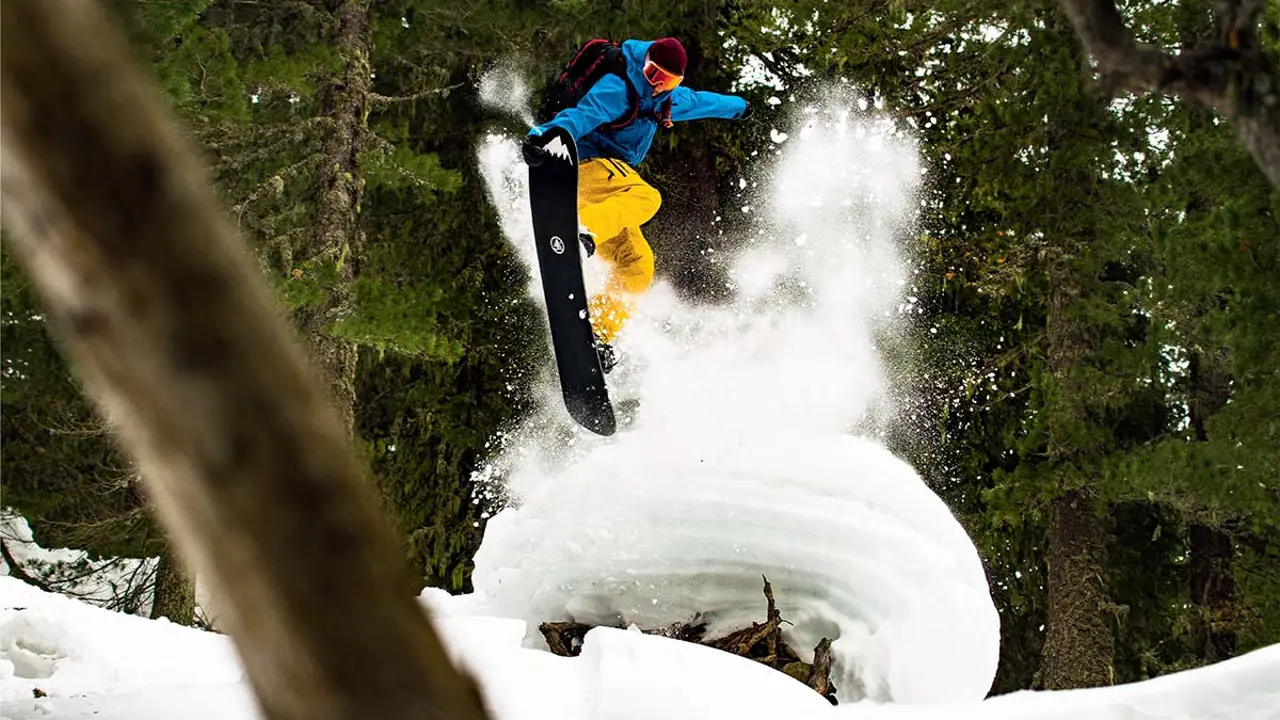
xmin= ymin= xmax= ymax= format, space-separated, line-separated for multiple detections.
xmin=562 ymin=39 xmax=613 ymax=103
xmin=605 ymin=80 xmax=643 ymax=131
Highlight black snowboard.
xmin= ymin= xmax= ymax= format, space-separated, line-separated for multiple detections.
xmin=527 ymin=126 xmax=616 ymax=436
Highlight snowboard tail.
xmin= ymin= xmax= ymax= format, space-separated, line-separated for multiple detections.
xmin=527 ymin=127 xmax=616 ymax=436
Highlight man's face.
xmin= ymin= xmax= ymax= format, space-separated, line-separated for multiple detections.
xmin=642 ymin=53 xmax=683 ymax=95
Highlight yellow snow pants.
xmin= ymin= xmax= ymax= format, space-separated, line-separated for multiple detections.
xmin=578 ymin=158 xmax=660 ymax=344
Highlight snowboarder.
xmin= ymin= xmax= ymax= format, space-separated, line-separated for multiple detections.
xmin=522 ymin=37 xmax=752 ymax=373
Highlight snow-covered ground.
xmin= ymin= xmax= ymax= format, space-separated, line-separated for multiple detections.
xmin=4 ymin=85 xmax=1278 ymax=720
xmin=4 ymin=573 xmax=1279 ymax=719
xmin=0 ymin=513 xmax=157 ymax=616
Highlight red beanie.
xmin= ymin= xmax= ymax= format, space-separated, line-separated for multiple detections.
xmin=648 ymin=37 xmax=687 ymax=75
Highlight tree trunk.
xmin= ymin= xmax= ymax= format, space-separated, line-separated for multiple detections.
xmin=1189 ymin=524 xmax=1237 ymax=662
xmin=1056 ymin=0 xmax=1280 ymax=190
xmin=151 ymin=543 xmax=196 ymax=626
xmin=1038 ymin=260 xmax=1115 ymax=689
xmin=0 ymin=2 xmax=490 ymax=719
xmin=302 ymin=0 xmax=372 ymax=433
xmin=1040 ymin=489 xmax=1114 ymax=688
xmin=1186 ymin=350 xmax=1237 ymax=662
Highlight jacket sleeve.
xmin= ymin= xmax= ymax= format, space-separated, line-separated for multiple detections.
xmin=532 ymin=74 xmax=631 ymax=140
xmin=668 ymin=87 xmax=748 ymax=122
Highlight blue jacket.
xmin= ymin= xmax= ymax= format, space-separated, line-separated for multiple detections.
xmin=531 ymin=39 xmax=748 ymax=167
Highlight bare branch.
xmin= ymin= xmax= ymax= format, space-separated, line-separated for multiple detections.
xmin=0 ymin=537 xmax=55 ymax=593
xmin=370 ymin=83 xmax=464 ymax=108
xmin=1057 ymin=0 xmax=1280 ymax=189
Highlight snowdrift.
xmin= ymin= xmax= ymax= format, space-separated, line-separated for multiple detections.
xmin=454 ymin=433 xmax=999 ymax=704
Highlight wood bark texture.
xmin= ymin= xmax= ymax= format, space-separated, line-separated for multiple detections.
xmin=1187 ymin=350 xmax=1238 ymax=662
xmin=150 ymin=544 xmax=196 ymax=626
xmin=1038 ymin=259 xmax=1116 ymax=690
xmin=0 ymin=1 xmax=490 ymax=719
xmin=1040 ymin=489 xmax=1115 ymax=689
xmin=302 ymin=0 xmax=371 ymax=433
xmin=1057 ymin=0 xmax=1280 ymax=189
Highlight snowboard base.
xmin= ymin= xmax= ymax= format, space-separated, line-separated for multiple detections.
xmin=527 ymin=127 xmax=616 ymax=436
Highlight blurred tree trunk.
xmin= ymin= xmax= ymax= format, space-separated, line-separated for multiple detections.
xmin=0 ymin=1 xmax=490 ymax=718
xmin=150 ymin=543 xmax=196 ymax=626
xmin=1056 ymin=0 xmax=1280 ymax=190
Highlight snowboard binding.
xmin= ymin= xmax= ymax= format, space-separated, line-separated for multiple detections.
xmin=593 ymin=334 xmax=617 ymax=374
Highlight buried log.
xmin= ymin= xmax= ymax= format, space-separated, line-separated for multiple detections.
xmin=0 ymin=2 xmax=490 ymax=720
xmin=539 ymin=576 xmax=839 ymax=705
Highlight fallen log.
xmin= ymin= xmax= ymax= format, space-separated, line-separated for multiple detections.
xmin=538 ymin=576 xmax=838 ymax=705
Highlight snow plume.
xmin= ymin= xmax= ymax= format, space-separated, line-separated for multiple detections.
xmin=473 ymin=89 xmax=999 ymax=704
xmin=477 ymin=62 xmax=538 ymax=129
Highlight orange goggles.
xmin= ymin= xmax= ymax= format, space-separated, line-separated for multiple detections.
xmin=642 ymin=59 xmax=683 ymax=93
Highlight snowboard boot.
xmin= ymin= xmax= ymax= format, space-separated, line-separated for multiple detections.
xmin=592 ymin=334 xmax=617 ymax=374
xmin=578 ymin=228 xmax=596 ymax=257
xmin=616 ymin=397 xmax=641 ymax=427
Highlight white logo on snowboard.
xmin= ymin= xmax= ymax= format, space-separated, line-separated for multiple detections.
xmin=545 ymin=136 xmax=573 ymax=164
xmin=550 ymin=235 xmax=565 ymax=254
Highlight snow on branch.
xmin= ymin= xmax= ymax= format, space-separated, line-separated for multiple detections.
xmin=1057 ymin=0 xmax=1280 ymax=189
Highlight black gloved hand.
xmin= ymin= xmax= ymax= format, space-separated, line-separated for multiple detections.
xmin=737 ymin=101 xmax=753 ymax=120
xmin=522 ymin=135 xmax=547 ymax=166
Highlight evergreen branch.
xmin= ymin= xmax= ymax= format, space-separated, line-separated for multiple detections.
xmin=1056 ymin=0 xmax=1280 ymax=189
xmin=370 ymin=83 xmax=463 ymax=108
xmin=211 ymin=119 xmax=329 ymax=175
xmin=50 ymin=557 xmax=134 ymax=594
xmin=230 ymin=151 xmax=325 ymax=223
xmin=198 ymin=117 xmax=332 ymax=155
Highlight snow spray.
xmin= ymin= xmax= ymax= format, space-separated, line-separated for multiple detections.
xmin=470 ymin=79 xmax=1000 ymax=704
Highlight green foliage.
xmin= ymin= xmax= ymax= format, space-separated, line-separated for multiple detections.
xmin=361 ymin=144 xmax=462 ymax=193
xmin=1236 ymin=540 xmax=1280 ymax=651
xmin=136 ymin=0 xmax=214 ymax=41
xmin=152 ymin=27 xmax=250 ymax=119
xmin=240 ymin=41 xmax=340 ymax=100
xmin=1107 ymin=502 xmax=1193 ymax=681
xmin=334 ymin=277 xmax=464 ymax=360
xmin=273 ymin=257 xmax=339 ymax=311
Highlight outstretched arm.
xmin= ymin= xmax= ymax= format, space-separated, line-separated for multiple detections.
xmin=531 ymin=74 xmax=631 ymax=140
xmin=669 ymin=86 xmax=749 ymax=122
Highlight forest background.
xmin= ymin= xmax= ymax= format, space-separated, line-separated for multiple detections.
xmin=2 ymin=0 xmax=1277 ymax=698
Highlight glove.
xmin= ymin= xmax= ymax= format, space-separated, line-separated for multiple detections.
xmin=522 ymin=135 xmax=547 ymax=167
xmin=737 ymin=101 xmax=753 ymax=120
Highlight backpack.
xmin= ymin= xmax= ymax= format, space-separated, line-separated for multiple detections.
xmin=536 ymin=38 xmax=671 ymax=130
